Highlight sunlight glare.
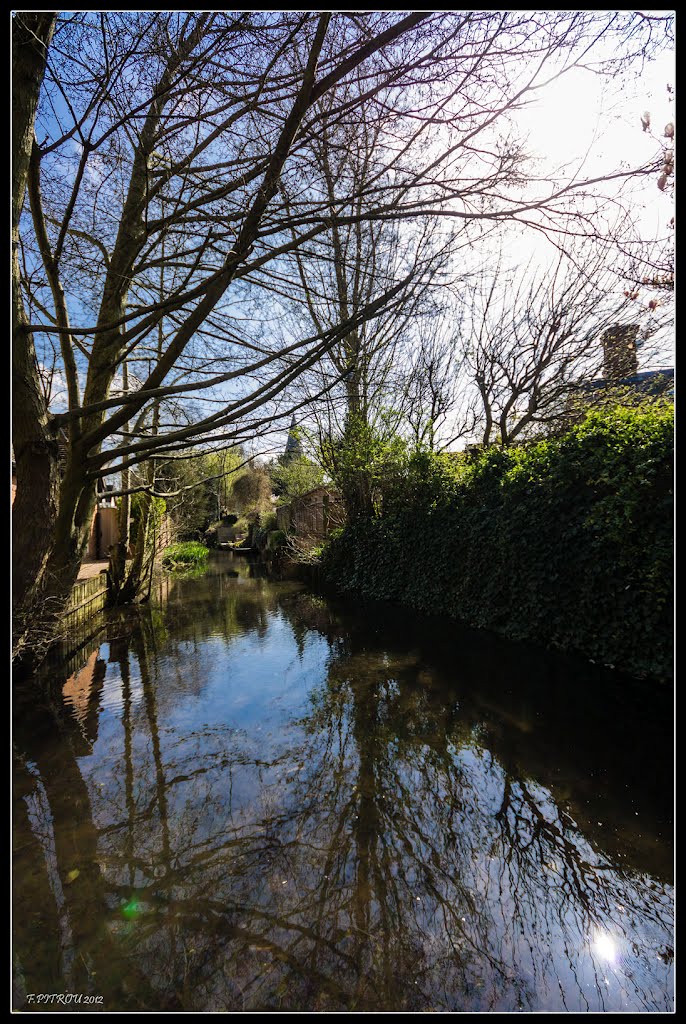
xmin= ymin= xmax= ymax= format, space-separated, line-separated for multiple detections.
xmin=593 ymin=930 xmax=618 ymax=963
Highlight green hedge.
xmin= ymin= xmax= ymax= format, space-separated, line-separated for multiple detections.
xmin=321 ymin=402 xmax=673 ymax=681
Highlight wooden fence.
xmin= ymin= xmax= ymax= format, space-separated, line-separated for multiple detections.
xmin=62 ymin=574 xmax=109 ymax=633
xmin=276 ymin=489 xmax=345 ymax=540
xmin=52 ymin=615 xmax=108 ymax=682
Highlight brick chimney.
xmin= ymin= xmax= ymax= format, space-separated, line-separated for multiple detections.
xmin=600 ymin=324 xmax=640 ymax=381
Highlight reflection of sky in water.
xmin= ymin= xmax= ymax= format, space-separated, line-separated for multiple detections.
xmin=16 ymin=562 xmax=673 ymax=1012
xmin=81 ymin=609 xmax=331 ymax=841
xmin=165 ymin=620 xmax=328 ymax=729
xmin=98 ymin=617 xmax=326 ymax=732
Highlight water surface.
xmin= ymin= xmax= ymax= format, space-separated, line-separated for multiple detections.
xmin=13 ymin=554 xmax=673 ymax=1011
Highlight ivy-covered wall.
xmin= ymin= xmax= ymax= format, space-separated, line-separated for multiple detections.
xmin=321 ymin=403 xmax=673 ymax=682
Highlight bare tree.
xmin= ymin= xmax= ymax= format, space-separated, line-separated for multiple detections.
xmin=270 ymin=94 xmax=467 ymax=512
xmin=12 ymin=11 xmax=58 ymax=651
xmin=13 ymin=11 xmax=672 ymax=661
xmin=276 ymin=97 xmax=462 ymax=431
xmin=456 ymin=242 xmax=672 ymax=446
xmin=401 ymin=306 xmax=477 ymax=452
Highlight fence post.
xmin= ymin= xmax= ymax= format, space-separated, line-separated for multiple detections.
xmin=323 ymin=493 xmax=329 ymax=535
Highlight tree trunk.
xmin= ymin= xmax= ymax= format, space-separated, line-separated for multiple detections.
xmin=110 ymin=492 xmax=154 ymax=606
xmin=108 ymin=359 xmax=131 ymax=602
xmin=21 ymin=456 xmax=99 ymax=663
xmin=12 ymin=14 xmax=55 ymax=233
xmin=11 ymin=317 xmax=62 ymax=662
xmin=12 ymin=13 xmax=60 ymax=664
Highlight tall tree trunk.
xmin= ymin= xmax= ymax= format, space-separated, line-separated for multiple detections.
xmin=12 ymin=13 xmax=60 ymax=664
xmin=12 ymin=14 xmax=55 ymax=233
xmin=108 ymin=361 xmax=131 ymax=602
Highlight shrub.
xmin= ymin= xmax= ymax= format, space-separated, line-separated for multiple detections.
xmin=321 ymin=401 xmax=673 ymax=681
xmin=266 ymin=529 xmax=287 ymax=551
xmin=270 ymin=455 xmax=325 ymax=502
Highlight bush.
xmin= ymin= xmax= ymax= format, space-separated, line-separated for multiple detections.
xmin=321 ymin=401 xmax=673 ymax=681
xmin=260 ymin=510 xmax=277 ymax=532
xmin=266 ymin=529 xmax=287 ymax=551
xmin=230 ymin=466 xmax=272 ymax=513
xmin=320 ymin=412 xmax=410 ymax=517
xmin=161 ymin=541 xmax=210 ymax=571
xmin=270 ymin=455 xmax=325 ymax=502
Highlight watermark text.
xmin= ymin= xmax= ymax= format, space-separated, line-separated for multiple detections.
xmin=26 ymin=994 xmax=103 ymax=1006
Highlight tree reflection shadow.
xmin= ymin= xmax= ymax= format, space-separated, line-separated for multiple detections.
xmin=12 ymin=575 xmax=673 ymax=1012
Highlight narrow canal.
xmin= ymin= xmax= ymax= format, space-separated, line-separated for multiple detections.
xmin=13 ymin=553 xmax=673 ymax=1012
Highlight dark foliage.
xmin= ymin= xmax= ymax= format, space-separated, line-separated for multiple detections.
xmin=322 ymin=402 xmax=673 ymax=681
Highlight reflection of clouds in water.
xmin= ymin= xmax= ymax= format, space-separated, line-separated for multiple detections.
xmin=99 ymin=665 xmax=144 ymax=714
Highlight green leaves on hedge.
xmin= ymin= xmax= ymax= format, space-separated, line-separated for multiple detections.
xmin=321 ymin=401 xmax=673 ymax=681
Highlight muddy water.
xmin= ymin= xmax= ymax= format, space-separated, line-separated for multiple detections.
xmin=12 ymin=553 xmax=673 ymax=1011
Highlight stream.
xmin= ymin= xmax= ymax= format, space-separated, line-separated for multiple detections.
xmin=12 ymin=552 xmax=674 ymax=1012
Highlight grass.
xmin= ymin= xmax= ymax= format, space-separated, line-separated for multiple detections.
xmin=161 ymin=541 xmax=210 ymax=571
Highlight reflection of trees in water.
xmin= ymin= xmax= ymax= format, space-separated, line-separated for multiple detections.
xmin=13 ymin=582 xmax=673 ymax=1011
xmin=103 ymin=571 xmax=302 ymax=717
xmin=279 ymin=592 xmax=673 ymax=1010
xmin=13 ymin=757 xmax=62 ymax=1000
xmin=487 ymin=770 xmax=670 ymax=1011
xmin=13 ymin=695 xmax=173 ymax=1009
xmin=268 ymin=662 xmax=670 ymax=1012
xmin=283 ymin=590 xmax=673 ymax=882
xmin=138 ymin=571 xmax=307 ymax=702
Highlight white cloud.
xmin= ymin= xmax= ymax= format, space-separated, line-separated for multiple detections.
xmin=38 ymin=362 xmax=69 ymax=412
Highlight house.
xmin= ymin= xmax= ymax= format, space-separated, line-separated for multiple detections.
xmin=85 ymin=480 xmax=120 ymax=560
xmin=567 ymin=323 xmax=673 ymax=415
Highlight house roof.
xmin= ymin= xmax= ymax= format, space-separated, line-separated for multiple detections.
xmin=292 ymin=485 xmax=340 ymax=503
xmin=580 ymin=368 xmax=674 ymax=394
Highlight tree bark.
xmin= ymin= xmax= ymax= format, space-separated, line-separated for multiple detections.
xmin=12 ymin=13 xmax=60 ymax=663
xmin=12 ymin=14 xmax=55 ymax=234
